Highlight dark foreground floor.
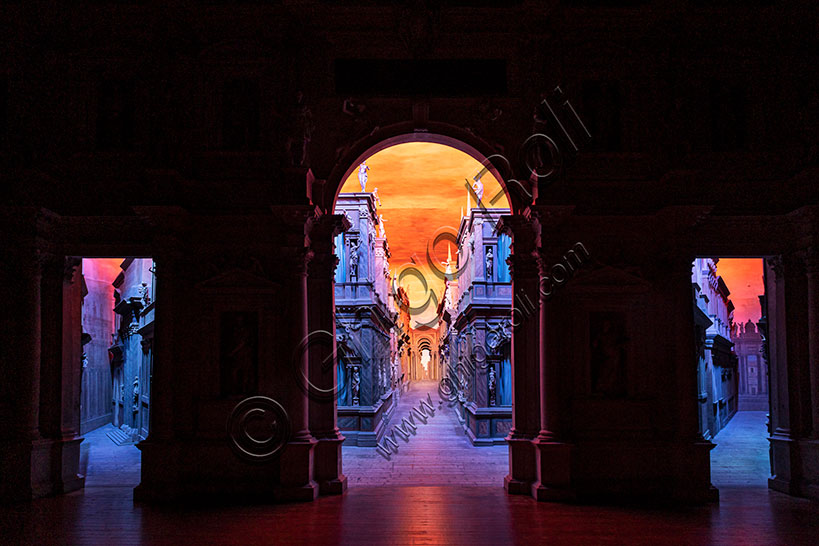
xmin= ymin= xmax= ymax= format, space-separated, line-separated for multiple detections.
xmin=1 ymin=405 xmax=817 ymax=545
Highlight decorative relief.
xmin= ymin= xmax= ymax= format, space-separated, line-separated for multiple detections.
xmin=285 ymin=91 xmax=314 ymax=168
xmin=765 ymin=256 xmax=784 ymax=279
xmin=395 ymin=0 xmax=441 ymax=58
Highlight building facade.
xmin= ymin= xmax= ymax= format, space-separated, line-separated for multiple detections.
xmin=80 ymin=258 xmax=155 ymax=442
xmin=692 ymin=258 xmax=739 ymax=440
xmin=733 ymin=319 xmax=768 ymax=411
xmin=333 ymin=193 xmax=399 ymax=446
xmin=442 ymin=206 xmax=513 ymax=445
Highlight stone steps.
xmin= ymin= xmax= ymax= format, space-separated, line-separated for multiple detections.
xmin=105 ymin=426 xmax=135 ymax=446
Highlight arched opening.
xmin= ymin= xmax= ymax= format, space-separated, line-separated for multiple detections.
xmin=317 ymin=132 xmax=522 ymax=489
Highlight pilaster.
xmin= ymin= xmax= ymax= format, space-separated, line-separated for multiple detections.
xmin=497 ymin=211 xmax=541 ymax=495
xmin=306 ymin=212 xmax=350 ymax=495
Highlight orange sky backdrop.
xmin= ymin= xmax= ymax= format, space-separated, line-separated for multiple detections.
xmin=339 ymin=142 xmax=508 ymax=326
xmin=714 ymin=258 xmax=765 ymax=327
xmin=83 ymin=258 xmax=123 ymax=283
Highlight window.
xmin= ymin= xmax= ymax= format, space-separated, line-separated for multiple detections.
xmin=96 ymin=79 xmax=135 ymax=151
xmin=221 ymin=78 xmax=260 ymax=150
xmin=748 ymin=354 xmax=757 ymax=365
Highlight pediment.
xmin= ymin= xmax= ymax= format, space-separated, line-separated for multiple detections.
xmin=197 ymin=268 xmax=282 ymax=293
xmin=570 ymin=264 xmax=652 ymax=290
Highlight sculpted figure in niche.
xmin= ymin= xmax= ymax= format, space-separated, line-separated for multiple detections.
xmin=590 ymin=313 xmax=628 ymax=397
xmin=221 ymin=312 xmax=258 ymax=396
xmin=349 ymin=239 xmax=360 ymax=280
xmin=286 ymin=91 xmax=314 ymax=167
xmin=485 ymin=247 xmax=494 ymax=279
xmin=351 ymin=366 xmax=361 ymax=405
xmin=488 ymin=367 xmax=497 ymax=407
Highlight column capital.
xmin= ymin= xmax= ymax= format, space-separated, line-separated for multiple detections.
xmin=804 ymin=246 xmax=819 ymax=276
xmin=64 ymin=257 xmax=82 ymax=283
xmin=307 ymin=251 xmax=339 ymax=280
xmin=307 ymin=212 xmax=351 ymax=248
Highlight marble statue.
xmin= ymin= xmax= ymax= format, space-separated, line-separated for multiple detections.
xmin=485 ymin=247 xmax=494 ymax=279
xmin=351 ymin=366 xmax=360 ymax=405
xmin=132 ymin=376 xmax=140 ymax=412
xmin=372 ymin=187 xmax=382 ymax=206
xmin=349 ymin=239 xmax=360 ymax=280
xmin=472 ymin=175 xmax=484 ymax=205
xmin=138 ymin=282 xmax=150 ymax=306
xmin=286 ymin=91 xmax=314 ymax=167
xmin=378 ymin=214 xmax=387 ymax=238
xmin=358 ymin=162 xmax=369 ymax=192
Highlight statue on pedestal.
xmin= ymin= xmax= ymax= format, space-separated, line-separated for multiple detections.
xmin=378 ymin=214 xmax=387 ymax=238
xmin=472 ymin=174 xmax=484 ymax=205
xmin=285 ymin=91 xmax=314 ymax=167
xmin=372 ymin=187 xmax=382 ymax=206
xmin=358 ymin=161 xmax=369 ymax=192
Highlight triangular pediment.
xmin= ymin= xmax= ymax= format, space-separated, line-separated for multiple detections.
xmin=197 ymin=268 xmax=281 ymax=293
xmin=570 ymin=264 xmax=652 ymax=289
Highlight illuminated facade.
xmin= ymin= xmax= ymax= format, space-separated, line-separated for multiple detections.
xmin=733 ymin=319 xmax=768 ymax=411
xmin=80 ymin=259 xmax=155 ymax=442
xmin=333 ymin=192 xmax=400 ymax=446
xmin=692 ymin=258 xmax=739 ymax=440
xmin=444 ymin=206 xmax=513 ymax=445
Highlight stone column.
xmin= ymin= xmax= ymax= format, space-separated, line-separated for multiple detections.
xmin=278 ymin=244 xmax=318 ymax=501
xmin=497 ymin=213 xmax=540 ymax=495
xmin=665 ymin=255 xmax=716 ymax=502
xmin=0 ymin=208 xmax=48 ymax=501
xmin=806 ymin=248 xmax=819 ymax=439
xmin=135 ymin=221 xmax=184 ymax=502
xmin=52 ymin=257 xmax=85 ymax=494
xmin=307 ymin=213 xmax=349 ymax=495
xmin=531 ymin=248 xmax=574 ymax=501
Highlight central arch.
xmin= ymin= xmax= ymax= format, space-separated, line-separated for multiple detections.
xmin=306 ymin=127 xmax=540 ymax=495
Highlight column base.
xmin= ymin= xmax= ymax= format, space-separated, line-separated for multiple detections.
xmin=530 ymin=438 xmax=575 ymax=502
xmin=0 ymin=437 xmax=85 ymax=503
xmin=278 ymin=437 xmax=319 ymax=502
xmin=136 ymin=437 xmax=320 ymax=503
xmin=504 ymin=434 xmax=536 ymax=495
xmin=314 ymin=434 xmax=348 ymax=496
